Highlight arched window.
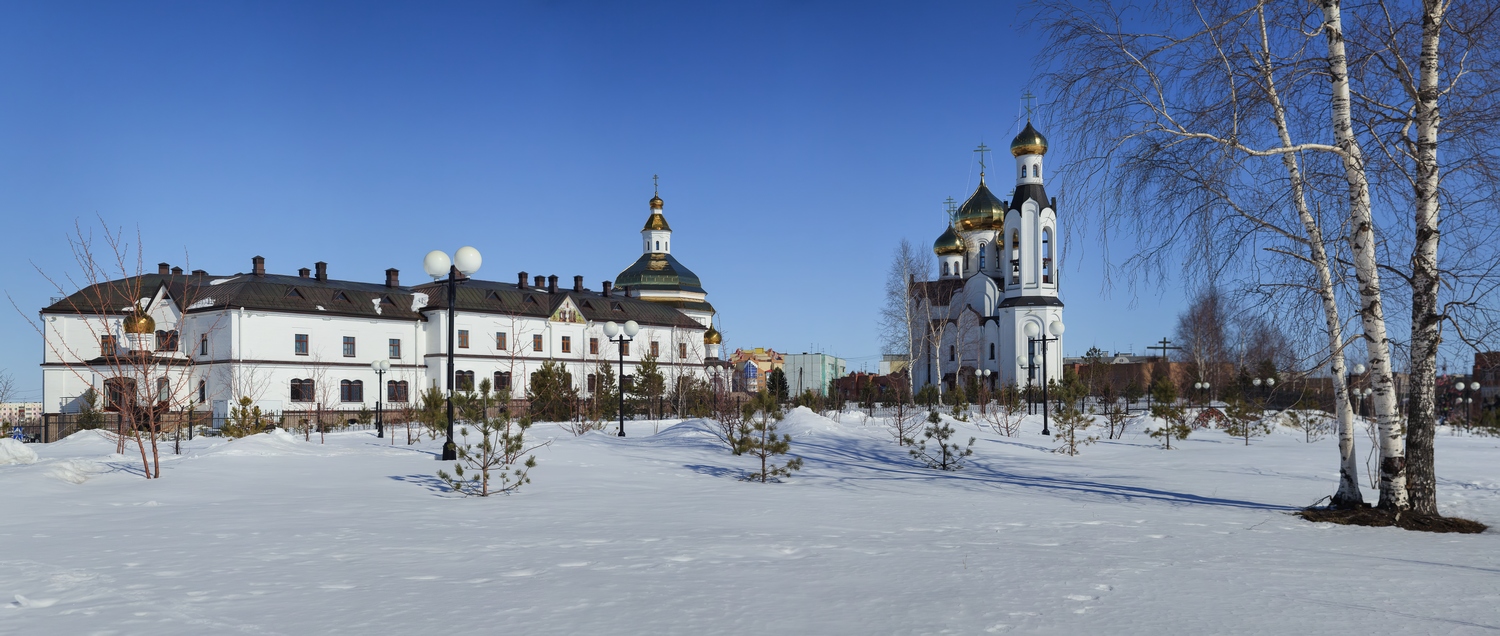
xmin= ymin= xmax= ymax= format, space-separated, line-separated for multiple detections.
xmin=1032 ymin=164 xmax=1040 ymax=178
xmin=291 ymin=379 xmax=314 ymax=402
xmin=1021 ymin=165 xmax=1026 ymax=179
xmin=655 ymin=241 xmax=660 ymax=251
xmin=1010 ymin=229 xmax=1021 ymax=285
xmin=340 ymin=379 xmax=364 ymax=402
xmin=989 ymin=343 xmax=995 ymax=360
xmin=978 ymin=243 xmax=986 ymax=270
xmin=1042 ymin=228 xmax=1053 ymax=284
xmin=387 ymin=380 xmax=409 ymax=402
xmin=942 ymin=262 xmax=949 ymax=276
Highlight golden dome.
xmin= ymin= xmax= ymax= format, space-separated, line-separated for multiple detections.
xmin=649 ymin=194 xmax=664 ymax=210
xmin=1010 ymin=121 xmax=1049 ymax=157
xmin=933 ymin=224 xmax=965 ymax=256
xmin=123 ymin=310 xmax=155 ymax=335
xmin=643 ymin=209 xmax=671 ymax=231
xmin=704 ymin=325 xmax=722 ymax=345
xmin=955 ymin=176 xmax=1006 ymax=231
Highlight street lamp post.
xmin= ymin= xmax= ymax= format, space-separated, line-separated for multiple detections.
xmin=602 ymin=320 xmax=639 ymax=437
xmin=424 ymin=246 xmax=482 ymax=461
xmin=1024 ymin=320 xmax=1065 ymax=437
xmin=371 ymin=359 xmax=390 ymax=438
xmin=974 ymin=368 xmax=991 ymax=414
xmin=1018 ymin=355 xmax=1035 ymax=416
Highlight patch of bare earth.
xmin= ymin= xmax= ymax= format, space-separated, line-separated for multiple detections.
xmin=1297 ymin=507 xmax=1488 ymax=534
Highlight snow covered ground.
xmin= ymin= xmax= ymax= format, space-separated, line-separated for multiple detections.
xmin=2 ymin=408 xmax=1499 ymax=635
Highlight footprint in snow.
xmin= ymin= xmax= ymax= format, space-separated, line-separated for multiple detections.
xmin=9 ymin=595 xmax=58 ymax=609
xmin=1065 ymin=595 xmax=1096 ymax=601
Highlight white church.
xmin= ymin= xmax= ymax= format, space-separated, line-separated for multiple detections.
xmin=39 ymin=188 xmax=724 ymax=423
xmin=910 ymin=121 xmax=1065 ymax=392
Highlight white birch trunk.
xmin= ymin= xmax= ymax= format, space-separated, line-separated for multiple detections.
xmin=1405 ymin=0 xmax=1447 ymax=516
xmin=1321 ymin=0 xmax=1407 ymax=509
xmin=1256 ymin=7 xmax=1363 ymax=507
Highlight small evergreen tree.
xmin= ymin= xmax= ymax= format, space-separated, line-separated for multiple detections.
xmin=910 ymin=410 xmax=975 ymax=470
xmin=630 ymin=353 xmax=666 ymax=419
xmin=1051 ymin=402 xmax=1097 ymax=456
xmin=223 ymin=396 xmax=269 ymax=438
xmin=1123 ymin=379 xmax=1145 ymax=409
xmin=1148 ymin=402 xmax=1191 ymax=449
xmin=418 ymin=385 xmax=446 ymax=441
xmin=438 ymin=379 xmax=549 ymax=496
xmin=766 ymin=368 xmax=790 ymax=404
xmin=859 ymin=378 xmax=878 ymax=415
xmin=1103 ymin=401 xmax=1131 ymax=440
xmin=734 ymin=391 xmax=803 ymax=482
xmin=981 ymin=382 xmax=1024 ymax=437
xmin=1222 ymin=397 xmax=1270 ymax=445
xmin=75 ymin=388 xmax=105 ymax=431
xmin=914 ymin=384 xmax=940 ymax=408
xmin=593 ymin=361 xmax=619 ymax=421
xmin=527 ymin=360 xmax=580 ymax=422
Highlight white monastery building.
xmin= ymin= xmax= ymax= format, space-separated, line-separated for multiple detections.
xmin=911 ymin=121 xmax=1065 ymax=392
xmin=39 ymin=189 xmax=724 ymax=422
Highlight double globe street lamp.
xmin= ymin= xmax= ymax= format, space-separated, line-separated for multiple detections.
xmin=370 ymin=358 xmax=390 ymax=438
xmin=601 ymin=320 xmax=640 ymax=437
xmin=1024 ymin=319 xmax=1065 ymax=436
xmin=424 ymin=246 xmax=482 ymax=461
xmin=1193 ymin=381 xmax=1212 ymax=407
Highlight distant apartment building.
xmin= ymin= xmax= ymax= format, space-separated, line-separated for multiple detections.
xmin=783 ymin=353 xmax=847 ymax=397
xmin=729 ymin=347 xmax=783 ymax=393
xmin=0 ymin=403 xmax=43 ymax=425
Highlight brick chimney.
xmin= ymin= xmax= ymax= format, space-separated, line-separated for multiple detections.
xmin=573 ymin=275 xmax=584 ymax=292
xmin=191 ymin=269 xmax=206 ymax=276
xmin=315 ymin=261 xmax=327 ymax=282
xmin=252 ymin=256 xmax=266 ymax=276
xmin=171 ymin=266 xmax=183 ymax=275
xmin=518 ymin=271 xmax=529 ymax=289
xmin=534 ymin=275 xmax=545 ymax=288
xmin=547 ymin=275 xmax=558 ymax=294
xmin=385 ymin=268 xmax=400 ymax=288
xmin=158 ymin=262 xmax=170 ymax=275
xmin=602 ymin=281 xmax=612 ymax=297
xmin=299 ymin=268 xmax=310 ymax=278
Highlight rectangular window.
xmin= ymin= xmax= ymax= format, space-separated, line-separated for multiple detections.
xmin=458 ymin=330 xmax=469 ymax=349
xmin=622 ymin=341 xmax=630 ymax=357
xmin=622 ymin=375 xmax=634 ymax=392
xmin=650 ymin=341 xmax=660 ymax=358
xmin=295 ymin=334 xmax=308 ymax=356
xmin=100 ymin=335 xmax=116 ymax=355
xmin=590 ymin=337 xmax=599 ymax=355
xmin=389 ymin=338 xmax=401 ymax=359
xmin=343 ymin=336 xmax=356 ymax=358
xmin=497 ymin=332 xmax=507 ymax=350
xmin=533 ymin=334 xmax=543 ymax=352
xmin=494 ymin=371 xmax=511 ymax=390
xmin=197 ymin=380 xmax=206 ymax=403
xmin=679 ymin=342 xmax=687 ymax=359
xmin=200 ymin=333 xmax=208 ymax=356
xmin=561 ymin=336 xmax=571 ymax=353
xmin=587 ymin=373 xmax=597 ymax=392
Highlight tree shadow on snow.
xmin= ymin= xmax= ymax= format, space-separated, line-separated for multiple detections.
xmin=791 ymin=435 xmax=1293 ymax=512
xmin=389 ymin=473 xmax=453 ymax=494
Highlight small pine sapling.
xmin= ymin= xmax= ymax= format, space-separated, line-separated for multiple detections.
xmin=981 ymin=383 xmax=1024 ymax=437
xmin=734 ymin=391 xmax=803 ymax=482
xmin=1283 ymin=406 xmax=1331 ymax=443
xmin=437 ymin=380 xmax=550 ymax=496
xmin=886 ymin=395 xmax=926 ymax=446
xmin=1148 ymin=403 xmax=1191 ymax=450
xmin=1051 ymin=402 xmax=1097 ymax=456
xmin=910 ymin=410 xmax=975 ymax=470
xmin=1222 ymin=398 xmax=1271 ymax=446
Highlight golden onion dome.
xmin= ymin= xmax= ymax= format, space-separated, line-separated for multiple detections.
xmin=643 ymin=203 xmax=671 ymax=231
xmin=933 ymin=224 xmax=965 ymax=256
xmin=703 ymin=325 xmax=722 ymax=345
xmin=649 ymin=194 xmax=664 ymax=210
xmin=955 ymin=176 xmax=1006 ymax=231
xmin=1010 ymin=121 xmax=1049 ymax=157
xmin=123 ymin=310 xmax=155 ymax=335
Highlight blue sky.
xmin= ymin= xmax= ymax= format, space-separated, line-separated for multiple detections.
xmin=0 ymin=1 xmax=1188 ymax=401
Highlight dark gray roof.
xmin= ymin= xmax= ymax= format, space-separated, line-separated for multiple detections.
xmin=1008 ymin=183 xmax=1052 ymax=213
xmin=614 ymin=253 xmax=706 ymax=294
xmin=413 ymin=278 xmax=703 ymax=329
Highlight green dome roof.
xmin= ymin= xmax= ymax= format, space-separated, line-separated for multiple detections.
xmin=955 ymin=177 xmax=1005 ymax=231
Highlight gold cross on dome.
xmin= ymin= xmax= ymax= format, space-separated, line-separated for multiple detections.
xmin=1021 ymin=90 xmax=1037 ymax=120
xmin=653 ymin=174 xmax=659 ymax=195
xmin=974 ymin=142 xmax=991 ymax=173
